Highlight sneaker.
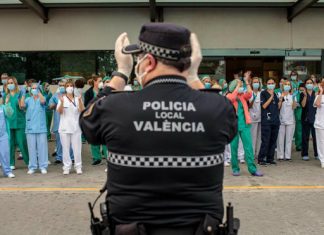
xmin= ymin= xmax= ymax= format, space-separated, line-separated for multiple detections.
xmin=251 ymin=170 xmax=263 ymax=177
xmin=258 ymin=161 xmax=267 ymax=166
xmin=54 ymin=160 xmax=62 ymax=164
xmin=27 ymin=170 xmax=35 ymax=175
xmin=104 ymin=168 xmax=107 ymax=173
xmin=48 ymin=160 xmax=51 ymax=165
xmin=52 ymin=152 xmax=57 ymax=157
xmin=232 ymin=172 xmax=240 ymax=176
xmin=76 ymin=169 xmax=83 ymax=175
xmin=321 ymin=164 xmax=324 ymax=169
xmin=239 ymin=159 xmax=245 ymax=164
xmin=92 ymin=159 xmax=102 ymax=166
xmin=302 ymin=156 xmax=309 ymax=161
xmin=10 ymin=166 xmax=16 ymax=170
xmin=296 ymin=148 xmax=302 ymax=152
xmin=17 ymin=153 xmax=23 ymax=160
xmin=7 ymin=173 xmax=15 ymax=178
xmin=63 ymin=170 xmax=70 ymax=175
xmin=285 ymin=159 xmax=292 ymax=162
xmin=267 ymin=161 xmax=277 ymax=165
xmin=224 ymin=161 xmax=230 ymax=167
xmin=41 ymin=169 xmax=47 ymax=174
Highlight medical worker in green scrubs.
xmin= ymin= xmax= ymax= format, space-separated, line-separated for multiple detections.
xmin=290 ymin=71 xmax=302 ymax=151
xmin=226 ymin=72 xmax=263 ymax=177
xmin=41 ymin=82 xmax=53 ymax=140
xmin=4 ymin=77 xmax=29 ymax=169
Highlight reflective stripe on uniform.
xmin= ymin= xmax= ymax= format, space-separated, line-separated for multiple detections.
xmin=108 ymin=152 xmax=224 ymax=168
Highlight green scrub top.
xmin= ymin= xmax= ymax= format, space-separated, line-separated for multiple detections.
xmin=6 ymin=93 xmax=26 ymax=129
xmin=237 ymin=100 xmax=250 ymax=131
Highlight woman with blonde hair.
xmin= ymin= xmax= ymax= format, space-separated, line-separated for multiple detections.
xmin=57 ymin=80 xmax=84 ymax=175
xmin=277 ymin=80 xmax=297 ymax=161
xmin=4 ymin=77 xmax=29 ymax=169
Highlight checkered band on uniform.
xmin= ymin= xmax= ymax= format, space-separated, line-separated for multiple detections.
xmin=139 ymin=41 xmax=181 ymax=61
xmin=108 ymin=152 xmax=224 ymax=168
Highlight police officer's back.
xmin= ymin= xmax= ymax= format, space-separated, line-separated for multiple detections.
xmin=80 ymin=23 xmax=237 ymax=234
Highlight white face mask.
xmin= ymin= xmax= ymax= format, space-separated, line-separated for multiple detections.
xmin=135 ymin=54 xmax=148 ymax=87
xmin=66 ymin=87 xmax=74 ymax=94
xmin=98 ymin=82 xmax=104 ymax=89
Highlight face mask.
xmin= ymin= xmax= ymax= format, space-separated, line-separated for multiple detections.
xmin=252 ymin=83 xmax=260 ymax=90
xmin=291 ymin=75 xmax=297 ymax=81
xmin=306 ymin=84 xmax=314 ymax=90
xmin=283 ymin=85 xmax=291 ymax=92
xmin=223 ymin=83 xmax=228 ymax=89
xmin=59 ymin=87 xmax=66 ymax=94
xmin=7 ymin=84 xmax=15 ymax=91
xmin=267 ymin=84 xmax=275 ymax=90
xmin=66 ymin=87 xmax=74 ymax=94
xmin=238 ymin=87 xmax=245 ymax=94
xmin=31 ymin=88 xmax=38 ymax=96
xmin=2 ymin=79 xmax=7 ymax=85
xmin=98 ymin=82 xmax=104 ymax=89
xmin=204 ymin=83 xmax=211 ymax=89
xmin=135 ymin=54 xmax=148 ymax=87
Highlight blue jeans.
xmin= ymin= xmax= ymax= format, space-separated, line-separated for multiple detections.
xmin=0 ymin=137 xmax=12 ymax=176
xmin=54 ymin=131 xmax=74 ymax=161
xmin=26 ymin=133 xmax=48 ymax=171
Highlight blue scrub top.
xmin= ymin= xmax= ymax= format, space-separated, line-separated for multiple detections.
xmin=260 ymin=90 xmax=280 ymax=126
xmin=49 ymin=93 xmax=60 ymax=132
xmin=25 ymin=97 xmax=47 ymax=134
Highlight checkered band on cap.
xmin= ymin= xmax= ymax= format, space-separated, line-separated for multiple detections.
xmin=108 ymin=152 xmax=224 ymax=168
xmin=139 ymin=41 xmax=181 ymax=61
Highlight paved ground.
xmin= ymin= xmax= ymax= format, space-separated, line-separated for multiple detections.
xmin=0 ymin=141 xmax=323 ymax=235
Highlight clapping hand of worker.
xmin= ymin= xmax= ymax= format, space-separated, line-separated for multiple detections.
xmin=187 ymin=33 xmax=202 ymax=84
xmin=115 ymin=32 xmax=133 ymax=78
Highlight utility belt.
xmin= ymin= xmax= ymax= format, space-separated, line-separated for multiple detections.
xmin=90 ymin=201 xmax=239 ymax=235
xmin=89 ymin=183 xmax=239 ymax=235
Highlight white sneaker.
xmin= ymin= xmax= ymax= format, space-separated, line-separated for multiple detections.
xmin=63 ymin=170 xmax=70 ymax=175
xmin=104 ymin=168 xmax=107 ymax=173
xmin=7 ymin=173 xmax=15 ymax=178
xmin=224 ymin=161 xmax=230 ymax=167
xmin=10 ymin=166 xmax=15 ymax=170
xmin=76 ymin=169 xmax=82 ymax=175
xmin=27 ymin=169 xmax=35 ymax=175
xmin=240 ymin=159 xmax=245 ymax=164
xmin=41 ymin=169 xmax=47 ymax=174
xmin=321 ymin=163 xmax=324 ymax=169
xmin=48 ymin=160 xmax=51 ymax=165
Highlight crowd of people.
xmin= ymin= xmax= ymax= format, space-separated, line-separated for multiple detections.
xmin=0 ymin=69 xmax=323 ymax=178
xmin=202 ymin=70 xmax=324 ymax=176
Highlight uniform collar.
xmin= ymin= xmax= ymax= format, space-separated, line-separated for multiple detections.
xmin=145 ymin=75 xmax=187 ymax=88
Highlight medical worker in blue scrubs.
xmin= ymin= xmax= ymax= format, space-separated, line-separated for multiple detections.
xmin=20 ymin=83 xmax=48 ymax=174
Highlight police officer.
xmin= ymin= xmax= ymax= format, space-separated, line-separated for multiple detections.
xmin=80 ymin=23 xmax=237 ymax=235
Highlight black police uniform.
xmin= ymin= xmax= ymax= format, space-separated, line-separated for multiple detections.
xmin=80 ymin=75 xmax=237 ymax=229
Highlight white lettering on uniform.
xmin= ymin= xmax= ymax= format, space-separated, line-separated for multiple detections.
xmin=133 ymin=121 xmax=144 ymax=131
xmin=133 ymin=121 xmax=205 ymax=133
xmin=143 ymin=102 xmax=151 ymax=110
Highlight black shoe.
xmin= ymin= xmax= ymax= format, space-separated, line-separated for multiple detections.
xmin=52 ymin=152 xmax=57 ymax=157
xmin=72 ymin=160 xmax=75 ymax=164
xmin=258 ymin=161 xmax=267 ymax=166
xmin=267 ymin=161 xmax=277 ymax=165
xmin=92 ymin=160 xmax=102 ymax=166
xmin=285 ymin=159 xmax=292 ymax=162
xmin=54 ymin=160 xmax=62 ymax=164
xmin=296 ymin=148 xmax=302 ymax=152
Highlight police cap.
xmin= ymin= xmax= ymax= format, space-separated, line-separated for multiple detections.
xmin=122 ymin=23 xmax=192 ymax=61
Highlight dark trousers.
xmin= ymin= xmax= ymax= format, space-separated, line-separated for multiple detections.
xmin=258 ymin=124 xmax=280 ymax=163
xmin=302 ymin=121 xmax=318 ymax=157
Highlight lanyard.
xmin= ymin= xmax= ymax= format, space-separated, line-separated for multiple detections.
xmin=66 ymin=96 xmax=76 ymax=107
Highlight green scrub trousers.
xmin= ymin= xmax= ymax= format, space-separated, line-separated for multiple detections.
xmin=293 ymin=89 xmax=302 ymax=150
xmin=230 ymin=101 xmax=257 ymax=174
xmin=91 ymin=145 xmax=108 ymax=161
xmin=46 ymin=111 xmax=53 ymax=139
xmin=6 ymin=93 xmax=29 ymax=166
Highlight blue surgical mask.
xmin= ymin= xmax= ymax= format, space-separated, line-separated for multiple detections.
xmin=7 ymin=84 xmax=15 ymax=91
xmin=2 ymin=79 xmax=7 ymax=85
xmin=252 ymin=83 xmax=260 ymax=90
xmin=59 ymin=87 xmax=65 ymax=94
xmin=134 ymin=80 xmax=139 ymax=86
xmin=204 ymin=83 xmax=211 ymax=89
xmin=238 ymin=87 xmax=245 ymax=94
xmin=290 ymin=75 xmax=297 ymax=81
xmin=306 ymin=84 xmax=314 ymax=90
xmin=283 ymin=85 xmax=291 ymax=92
xmin=31 ymin=89 xmax=38 ymax=96
xmin=267 ymin=84 xmax=275 ymax=90
xmin=223 ymin=83 xmax=228 ymax=89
